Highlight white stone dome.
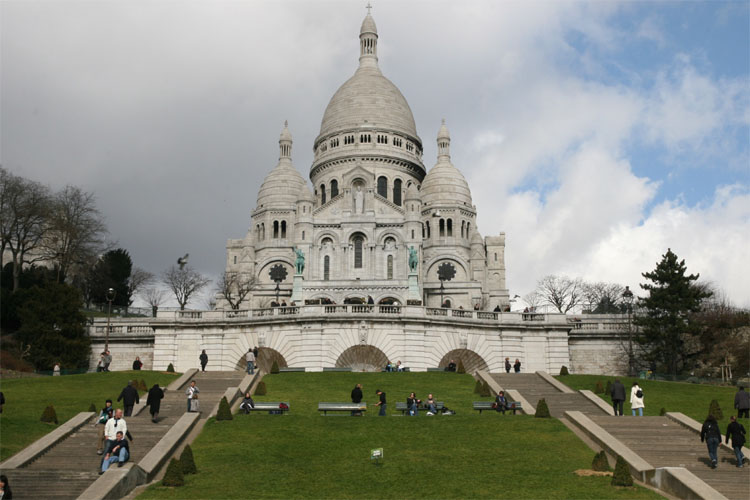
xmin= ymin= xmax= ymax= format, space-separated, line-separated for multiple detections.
xmin=296 ymin=183 xmax=315 ymax=203
xmin=256 ymin=163 xmax=306 ymax=209
xmin=421 ymin=162 xmax=473 ymax=207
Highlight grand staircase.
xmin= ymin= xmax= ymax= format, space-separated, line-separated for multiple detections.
xmin=492 ymin=373 xmax=604 ymax=417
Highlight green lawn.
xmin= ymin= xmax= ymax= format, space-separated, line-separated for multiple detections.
xmin=139 ymin=373 xmax=662 ymax=500
xmin=0 ymin=370 xmax=180 ymax=461
xmin=556 ymin=374 xmax=746 ymax=424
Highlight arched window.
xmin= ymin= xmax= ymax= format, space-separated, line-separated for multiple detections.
xmin=302 ymin=230 xmax=305 ymax=240
xmin=324 ymin=256 xmax=330 ymax=281
xmin=439 ymin=219 xmax=445 ymax=237
xmin=377 ymin=176 xmax=388 ymax=198
xmin=281 ymin=221 xmax=287 ymax=239
xmin=233 ymin=255 xmax=237 ymax=264
xmin=273 ymin=220 xmax=279 ymax=239
xmin=354 ymin=236 xmax=364 ymax=269
xmin=261 ymin=223 xmax=265 ymax=240
xmin=387 ymin=255 xmax=393 ymax=279
xmin=425 ymin=221 xmax=430 ymax=238
xmin=461 ymin=221 xmax=465 ymax=238
xmin=466 ymin=222 xmax=471 ymax=238
xmin=320 ymin=184 xmax=326 ymax=204
xmin=393 ymin=179 xmax=402 ymax=206
xmin=447 ymin=219 xmax=453 ymax=237
xmin=330 ymin=179 xmax=339 ymax=198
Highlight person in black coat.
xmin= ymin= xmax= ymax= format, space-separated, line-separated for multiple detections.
xmin=351 ymin=384 xmax=363 ymax=416
xmin=0 ymin=473 xmax=12 ymax=499
xmin=199 ymin=350 xmax=208 ymax=372
xmin=117 ymin=381 xmax=139 ymax=417
xmin=734 ymin=386 xmax=750 ymax=419
xmin=701 ymin=414 xmax=722 ymax=468
xmin=725 ymin=415 xmax=747 ymax=467
xmin=610 ymin=379 xmax=626 ymax=416
xmin=132 ymin=357 xmax=143 ymax=370
xmin=146 ymin=384 xmax=164 ymax=423
xmin=240 ymin=392 xmax=255 ymax=414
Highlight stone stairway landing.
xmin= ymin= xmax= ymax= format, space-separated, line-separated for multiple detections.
xmin=491 ymin=373 xmax=605 ymax=418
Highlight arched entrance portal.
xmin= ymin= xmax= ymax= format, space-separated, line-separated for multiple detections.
xmin=439 ymin=349 xmax=488 ymax=374
xmin=335 ymin=345 xmax=388 ymax=372
xmin=235 ymin=348 xmax=288 ymax=373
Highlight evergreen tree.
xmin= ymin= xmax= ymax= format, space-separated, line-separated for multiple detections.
xmin=216 ymin=396 xmax=233 ymax=421
xmin=611 ymin=455 xmax=633 ymax=486
xmin=162 ymin=458 xmax=184 ymax=487
xmin=708 ymin=399 xmax=723 ymax=420
xmin=41 ymin=405 xmax=58 ymax=424
xmin=270 ymin=360 xmax=280 ymax=374
xmin=179 ymin=445 xmax=197 ymax=474
xmin=592 ymin=450 xmax=609 ymax=472
xmin=659 ymin=407 xmax=667 ymax=416
xmin=255 ymin=380 xmax=267 ymax=396
xmin=635 ymin=249 xmax=711 ymax=376
xmin=605 ymin=380 xmax=612 ymax=396
xmin=473 ymin=379 xmax=483 ymax=394
xmin=88 ymin=403 xmax=97 ymax=412
xmin=457 ymin=360 xmax=466 ymax=374
xmin=595 ymin=381 xmax=604 ymax=394
xmin=480 ymin=381 xmax=491 ymax=397
xmin=535 ymin=398 xmax=551 ymax=418
xmin=559 ymin=365 xmax=569 ymax=376
xmin=91 ymin=249 xmax=133 ymax=307
xmin=167 ymin=363 xmax=175 ymax=373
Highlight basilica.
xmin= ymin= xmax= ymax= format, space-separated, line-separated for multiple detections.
xmin=222 ymin=11 xmax=510 ymax=311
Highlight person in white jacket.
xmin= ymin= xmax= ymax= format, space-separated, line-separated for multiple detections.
xmin=630 ymin=382 xmax=645 ymax=416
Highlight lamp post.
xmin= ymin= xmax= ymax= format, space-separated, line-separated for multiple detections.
xmin=105 ymin=287 xmax=116 ymax=351
xmin=622 ymin=285 xmax=634 ymax=377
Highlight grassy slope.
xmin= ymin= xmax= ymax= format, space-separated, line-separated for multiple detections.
xmin=0 ymin=370 xmax=180 ymax=461
xmin=140 ymin=373 xmax=662 ymax=500
xmin=557 ymin=374 xmax=745 ymax=424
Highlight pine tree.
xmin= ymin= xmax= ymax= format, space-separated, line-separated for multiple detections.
xmin=659 ymin=407 xmax=667 ymax=416
xmin=41 ymin=405 xmax=58 ymax=424
xmin=480 ymin=381 xmax=491 ymax=397
xmin=559 ymin=365 xmax=569 ymax=376
xmin=88 ymin=403 xmax=97 ymax=412
xmin=270 ymin=360 xmax=279 ymax=374
xmin=179 ymin=445 xmax=197 ymax=474
xmin=605 ymin=380 xmax=612 ymax=396
xmin=611 ymin=455 xmax=633 ymax=486
xmin=595 ymin=381 xmax=604 ymax=394
xmin=255 ymin=380 xmax=267 ymax=396
xmin=535 ymin=398 xmax=551 ymax=418
xmin=162 ymin=458 xmax=184 ymax=487
xmin=708 ymin=399 xmax=723 ymax=420
xmin=139 ymin=379 xmax=148 ymax=391
xmin=457 ymin=360 xmax=466 ymax=374
xmin=473 ymin=379 xmax=483 ymax=394
xmin=167 ymin=363 xmax=175 ymax=373
xmin=216 ymin=396 xmax=233 ymax=421
xmin=635 ymin=249 xmax=711 ymax=376
xmin=592 ymin=450 xmax=609 ymax=472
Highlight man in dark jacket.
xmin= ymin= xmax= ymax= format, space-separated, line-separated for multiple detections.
xmin=725 ymin=415 xmax=747 ymax=468
xmin=351 ymin=383 xmax=363 ymax=416
xmin=100 ymin=431 xmax=130 ymax=474
xmin=146 ymin=384 xmax=164 ymax=423
xmin=610 ymin=379 xmax=626 ymax=416
xmin=375 ymin=389 xmax=387 ymax=416
xmin=117 ymin=381 xmax=139 ymax=417
xmin=132 ymin=357 xmax=143 ymax=370
xmin=734 ymin=386 xmax=749 ymax=419
xmin=701 ymin=414 xmax=722 ymax=468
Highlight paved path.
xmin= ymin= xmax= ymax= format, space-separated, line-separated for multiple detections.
xmin=4 ymin=371 xmax=245 ymax=500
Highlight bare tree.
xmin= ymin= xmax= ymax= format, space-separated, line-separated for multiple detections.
xmin=162 ymin=265 xmax=211 ymax=310
xmin=522 ymin=291 xmax=543 ymax=311
xmin=535 ymin=275 xmax=584 ymax=313
xmin=582 ymin=281 xmax=626 ymax=313
xmin=0 ymin=168 xmax=51 ymax=290
xmin=140 ymin=287 xmax=167 ymax=317
xmin=128 ymin=267 xmax=154 ymax=306
xmin=218 ymin=272 xmax=257 ymax=310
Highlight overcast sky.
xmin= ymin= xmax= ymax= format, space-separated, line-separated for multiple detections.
xmin=2 ymin=0 xmax=748 ymax=308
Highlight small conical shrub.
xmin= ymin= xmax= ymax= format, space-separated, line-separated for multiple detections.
xmin=611 ymin=455 xmax=633 ymax=486
xmin=535 ymin=398 xmax=551 ymax=418
xmin=592 ymin=450 xmax=609 ymax=471
xmin=473 ymin=379 xmax=483 ymax=394
xmin=161 ymin=458 xmax=184 ymax=487
xmin=708 ymin=399 xmax=723 ymax=420
xmin=216 ymin=396 xmax=233 ymax=421
xmin=457 ymin=360 xmax=466 ymax=374
xmin=255 ymin=380 xmax=267 ymax=396
xmin=41 ymin=405 xmax=58 ymax=424
xmin=139 ymin=379 xmax=148 ymax=391
xmin=605 ymin=380 xmax=612 ymax=396
xmin=595 ymin=381 xmax=604 ymax=394
xmin=480 ymin=381 xmax=491 ymax=397
xmin=88 ymin=403 xmax=97 ymax=412
xmin=559 ymin=365 xmax=569 ymax=376
xmin=167 ymin=363 xmax=175 ymax=373
xmin=659 ymin=407 xmax=667 ymax=416
xmin=270 ymin=360 xmax=280 ymax=374
xmin=179 ymin=445 xmax=197 ymax=474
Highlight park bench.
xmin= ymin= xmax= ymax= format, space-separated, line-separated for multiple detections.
xmin=473 ymin=401 xmax=522 ymax=414
xmin=318 ymin=402 xmax=367 ymax=415
xmin=380 ymin=367 xmax=411 ymax=372
xmin=245 ymin=401 xmax=291 ymax=414
xmin=323 ymin=367 xmax=352 ymax=372
xmin=426 ymin=368 xmax=445 ymax=372
xmin=395 ymin=401 xmax=444 ymax=415
xmin=279 ymin=367 xmax=305 ymax=372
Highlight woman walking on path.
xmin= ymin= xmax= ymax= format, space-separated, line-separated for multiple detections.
xmin=146 ymin=384 xmax=164 ymax=423
xmin=199 ymin=350 xmax=208 ymax=372
xmin=629 ymin=382 xmax=644 ymax=416
xmin=701 ymin=414 xmax=722 ymax=469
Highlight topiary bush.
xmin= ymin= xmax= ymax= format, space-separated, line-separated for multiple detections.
xmin=270 ymin=360 xmax=280 ymax=374
xmin=457 ymin=360 xmax=466 ymax=374
xmin=659 ymin=407 xmax=667 ymax=416
xmin=162 ymin=458 xmax=184 ymax=487
xmin=595 ymin=381 xmax=605 ymax=394
xmin=611 ymin=455 xmax=633 ymax=486
xmin=41 ymin=405 xmax=58 ymax=424
xmin=216 ymin=396 xmax=233 ymax=421
xmin=708 ymin=399 xmax=723 ymax=420
xmin=88 ymin=403 xmax=97 ymax=412
xmin=559 ymin=365 xmax=569 ymax=376
xmin=473 ymin=379 xmax=483 ymax=394
xmin=179 ymin=444 xmax=197 ymax=474
xmin=166 ymin=363 xmax=175 ymax=373
xmin=480 ymin=381 xmax=491 ymax=397
xmin=592 ymin=450 xmax=609 ymax=471
xmin=535 ymin=398 xmax=551 ymax=418
xmin=255 ymin=380 xmax=267 ymax=396
xmin=605 ymin=380 xmax=612 ymax=396
xmin=139 ymin=379 xmax=148 ymax=391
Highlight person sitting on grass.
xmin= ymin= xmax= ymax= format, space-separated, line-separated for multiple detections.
xmin=425 ymin=393 xmax=437 ymax=415
xmin=240 ymin=392 xmax=255 ymax=414
xmin=495 ymin=391 xmax=509 ymax=414
xmin=100 ymin=431 xmax=129 ymax=474
xmin=406 ymin=392 xmax=421 ymax=416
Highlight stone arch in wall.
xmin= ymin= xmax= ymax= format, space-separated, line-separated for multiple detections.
xmin=335 ymin=345 xmax=388 ymax=372
xmin=438 ymin=349 xmax=489 ymax=374
xmin=235 ymin=347 xmax=288 ymax=373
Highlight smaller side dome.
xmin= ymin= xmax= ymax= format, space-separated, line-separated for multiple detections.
xmin=405 ymin=182 xmax=420 ymax=201
xmin=437 ymin=118 xmax=450 ymax=140
xmin=256 ymin=122 xmax=306 ymax=209
xmin=471 ymin=229 xmax=483 ymax=246
xmin=297 ymin=183 xmax=315 ymax=203
xmin=421 ymin=120 xmax=472 ymax=207
xmin=360 ymin=12 xmax=377 ymax=35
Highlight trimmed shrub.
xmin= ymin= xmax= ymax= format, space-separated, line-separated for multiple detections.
xmin=270 ymin=360 xmax=280 ymax=374
xmin=595 ymin=381 xmax=604 ymax=394
xmin=708 ymin=399 xmax=723 ymax=420
xmin=457 ymin=360 xmax=466 ymax=374
xmin=162 ymin=458 xmax=184 ymax=487
xmin=41 ymin=405 xmax=58 ymax=424
xmin=605 ymin=380 xmax=612 ymax=396
xmin=559 ymin=365 xmax=569 ymax=376
xmin=139 ymin=379 xmax=148 ymax=391
xmin=659 ymin=407 xmax=667 ymax=416
xmin=166 ymin=363 xmax=175 ymax=373
xmin=179 ymin=445 xmax=197 ymax=474
xmin=216 ymin=396 xmax=233 ymax=421
xmin=255 ymin=380 xmax=267 ymax=396
xmin=592 ymin=450 xmax=609 ymax=471
xmin=535 ymin=398 xmax=551 ymax=418
xmin=473 ymin=379 xmax=483 ymax=394
xmin=611 ymin=455 xmax=633 ymax=486
xmin=88 ymin=403 xmax=97 ymax=412
xmin=480 ymin=381 xmax=491 ymax=397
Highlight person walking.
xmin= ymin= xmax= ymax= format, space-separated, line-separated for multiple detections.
xmin=701 ymin=414 xmax=722 ymax=469
xmin=629 ymin=382 xmax=644 ymax=416
xmin=610 ymin=379 xmax=626 ymax=416
xmin=504 ymin=358 xmax=511 ymax=374
xmin=245 ymin=349 xmax=256 ymax=375
xmin=103 ymin=350 xmax=112 ymax=372
xmin=117 ymin=381 xmax=139 ymax=417
xmin=199 ymin=350 xmax=208 ymax=372
xmin=351 ymin=383 xmax=363 ymax=416
xmin=132 ymin=357 xmax=143 ymax=370
xmin=725 ymin=415 xmax=747 ymax=467
xmin=146 ymin=384 xmax=164 ymax=423
xmin=100 ymin=431 xmax=129 ymax=474
xmin=513 ymin=359 xmax=521 ymax=373
xmin=185 ymin=380 xmax=200 ymax=412
xmin=734 ymin=386 xmax=749 ymax=419
xmin=375 ymin=389 xmax=387 ymax=416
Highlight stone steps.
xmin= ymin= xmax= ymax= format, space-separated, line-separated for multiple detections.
xmin=1 ymin=470 xmax=100 ymax=499
xmin=491 ymin=373 xmax=604 ymax=418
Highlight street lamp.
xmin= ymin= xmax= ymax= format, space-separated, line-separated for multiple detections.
xmin=105 ymin=287 xmax=116 ymax=351
xmin=622 ymin=285 xmax=634 ymax=377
